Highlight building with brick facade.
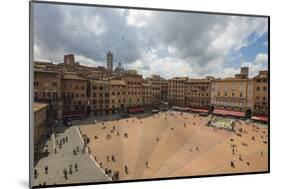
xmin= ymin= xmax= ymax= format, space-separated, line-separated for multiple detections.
xmin=34 ymin=68 xmax=63 ymax=120
xmin=210 ymin=68 xmax=254 ymax=117
xmin=185 ymin=78 xmax=212 ymax=109
xmin=88 ymin=80 xmax=111 ymax=116
xmin=62 ymin=73 xmax=88 ymax=114
xmin=253 ymin=70 xmax=268 ymax=115
xmin=211 ymin=78 xmax=253 ymax=114
xmin=160 ymin=80 xmax=168 ymax=102
xmin=151 ymin=80 xmax=161 ymax=106
xmin=235 ymin=67 xmax=249 ymax=79
xmin=168 ymin=77 xmax=188 ymax=106
xmin=121 ymin=73 xmax=144 ymax=108
xmin=33 ymin=103 xmax=48 ymax=148
xmin=33 ymin=54 xmax=268 ymax=121
xmin=109 ymin=80 xmax=126 ymax=114
xmin=142 ymin=82 xmax=153 ymax=107
xmin=211 ymin=67 xmax=254 ymax=117
xmin=147 ymin=75 xmax=168 ymax=103
xmin=64 ymin=54 xmax=75 ymax=66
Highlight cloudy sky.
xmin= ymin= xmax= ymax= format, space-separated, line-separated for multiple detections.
xmin=33 ymin=3 xmax=268 ymax=79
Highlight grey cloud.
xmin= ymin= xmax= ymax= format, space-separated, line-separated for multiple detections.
xmin=33 ymin=3 xmax=268 ymax=78
xmin=34 ymin=4 xmax=142 ymax=64
xmin=143 ymin=12 xmax=227 ymax=61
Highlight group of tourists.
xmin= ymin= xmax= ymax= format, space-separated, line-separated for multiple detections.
xmin=98 ymin=157 xmax=121 ymax=180
xmin=63 ymin=163 xmax=78 ymax=180
xmin=34 ymin=162 xmax=78 ymax=184
xmin=55 ymin=136 xmax=69 ymax=153
xmin=228 ymin=122 xmax=269 ymax=169
xmin=106 ymin=155 xmax=116 ymax=162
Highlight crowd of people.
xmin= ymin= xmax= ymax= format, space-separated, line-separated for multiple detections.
xmin=34 ymin=132 xmax=82 ymax=186
xmin=228 ymin=122 xmax=267 ymax=169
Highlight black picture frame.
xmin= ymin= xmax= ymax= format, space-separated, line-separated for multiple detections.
xmin=29 ymin=1 xmax=270 ymax=188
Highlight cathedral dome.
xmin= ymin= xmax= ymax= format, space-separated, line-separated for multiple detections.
xmin=114 ymin=62 xmax=125 ymax=74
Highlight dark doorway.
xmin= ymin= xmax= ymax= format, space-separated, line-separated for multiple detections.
xmin=210 ymin=105 xmax=214 ymax=112
xmin=87 ymin=106 xmax=91 ymax=115
xmin=245 ymin=109 xmax=252 ymax=118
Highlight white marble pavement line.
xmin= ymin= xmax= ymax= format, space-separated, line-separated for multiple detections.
xmin=75 ymin=126 xmax=113 ymax=181
xmin=51 ymin=125 xmax=56 ymax=151
xmin=33 ymin=126 xmax=110 ymax=187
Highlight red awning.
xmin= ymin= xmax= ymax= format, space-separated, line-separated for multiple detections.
xmin=63 ymin=111 xmax=87 ymax=118
xmin=251 ymin=115 xmax=268 ymax=122
xmin=213 ymin=109 xmax=244 ymax=117
xmin=172 ymin=106 xmax=190 ymax=111
xmin=172 ymin=106 xmax=208 ymax=113
xmin=213 ymin=109 xmax=228 ymax=115
xmin=127 ymin=107 xmax=144 ymax=113
xmin=190 ymin=108 xmax=209 ymax=113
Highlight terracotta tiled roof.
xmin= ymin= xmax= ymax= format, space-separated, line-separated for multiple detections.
xmin=63 ymin=74 xmax=86 ymax=80
xmin=34 ymin=69 xmax=59 ymax=74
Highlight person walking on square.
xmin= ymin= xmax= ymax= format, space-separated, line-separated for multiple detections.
xmin=239 ymin=154 xmax=243 ymax=161
xmin=112 ymin=155 xmax=115 ymax=162
xmin=45 ymin=165 xmax=48 ymax=175
xmin=75 ymin=163 xmax=78 ymax=171
xmin=230 ymin=161 xmax=235 ymax=168
xmin=63 ymin=168 xmax=68 ymax=179
xmin=124 ymin=165 xmax=128 ymax=174
xmin=69 ymin=164 xmax=72 ymax=175
xmin=34 ymin=168 xmax=38 ymax=179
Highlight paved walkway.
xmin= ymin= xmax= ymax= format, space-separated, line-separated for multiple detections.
xmin=33 ymin=125 xmax=110 ymax=187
